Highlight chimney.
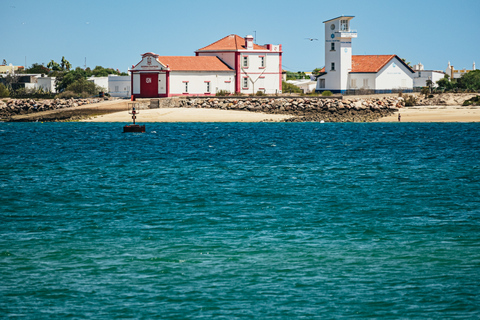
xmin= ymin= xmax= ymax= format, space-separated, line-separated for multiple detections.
xmin=245 ymin=35 xmax=254 ymax=50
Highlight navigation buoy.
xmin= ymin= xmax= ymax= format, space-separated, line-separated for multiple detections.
xmin=123 ymin=103 xmax=145 ymax=133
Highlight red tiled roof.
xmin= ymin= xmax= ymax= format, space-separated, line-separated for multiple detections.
xmin=197 ymin=34 xmax=267 ymax=51
xmin=157 ymin=56 xmax=233 ymax=71
xmin=318 ymin=55 xmax=413 ymax=75
xmin=351 ymin=55 xmax=414 ymax=73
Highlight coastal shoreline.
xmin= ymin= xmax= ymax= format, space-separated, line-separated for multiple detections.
xmin=3 ymin=93 xmax=480 ymax=123
xmin=82 ymin=105 xmax=480 ymax=123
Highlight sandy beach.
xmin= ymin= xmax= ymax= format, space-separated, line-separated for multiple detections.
xmin=83 ymin=105 xmax=480 ymax=123
xmin=85 ymin=107 xmax=293 ymax=123
xmin=377 ymin=105 xmax=480 ymax=122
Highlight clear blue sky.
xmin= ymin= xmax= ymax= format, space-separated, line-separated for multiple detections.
xmin=2 ymin=0 xmax=479 ymax=73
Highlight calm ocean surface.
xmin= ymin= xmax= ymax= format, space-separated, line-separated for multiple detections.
xmin=1 ymin=122 xmax=479 ymax=319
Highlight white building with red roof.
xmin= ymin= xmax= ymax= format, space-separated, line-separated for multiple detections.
xmin=130 ymin=35 xmax=282 ymax=98
xmin=316 ymin=16 xmax=414 ymax=94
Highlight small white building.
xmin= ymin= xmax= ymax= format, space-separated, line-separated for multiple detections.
xmin=87 ymin=76 xmax=108 ymax=92
xmin=316 ymin=16 xmax=415 ymax=94
xmin=412 ymin=63 xmax=445 ymax=88
xmin=36 ymin=76 xmax=56 ymax=93
xmin=108 ymin=75 xmax=131 ymax=98
xmin=286 ymin=79 xmax=317 ymax=93
xmin=130 ymin=34 xmax=283 ymax=98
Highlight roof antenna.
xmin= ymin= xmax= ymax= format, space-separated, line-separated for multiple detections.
xmin=253 ymin=31 xmax=256 ymax=43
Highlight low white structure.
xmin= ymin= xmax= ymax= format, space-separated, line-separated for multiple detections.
xmin=108 ymin=75 xmax=131 ymax=98
xmin=130 ymin=34 xmax=283 ymax=98
xmin=87 ymin=76 xmax=108 ymax=92
xmin=412 ymin=63 xmax=445 ymax=88
xmin=286 ymin=79 xmax=317 ymax=93
xmin=36 ymin=76 xmax=56 ymax=93
xmin=316 ymin=16 xmax=415 ymax=93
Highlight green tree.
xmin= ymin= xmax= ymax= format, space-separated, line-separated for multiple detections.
xmin=47 ymin=60 xmax=61 ymax=71
xmin=282 ymin=81 xmax=302 ymax=93
xmin=61 ymin=56 xmax=72 ymax=71
xmin=25 ymin=63 xmax=50 ymax=74
xmin=55 ymin=67 xmax=89 ymax=92
xmin=457 ymin=70 xmax=480 ymax=91
xmin=0 ymin=83 xmax=10 ymax=97
xmin=65 ymin=77 xmax=98 ymax=95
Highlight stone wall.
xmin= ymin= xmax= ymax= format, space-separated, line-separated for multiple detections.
xmin=0 ymin=98 xmax=102 ymax=120
xmin=157 ymin=96 xmax=403 ymax=122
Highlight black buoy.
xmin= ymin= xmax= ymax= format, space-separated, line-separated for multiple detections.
xmin=123 ymin=103 xmax=145 ymax=133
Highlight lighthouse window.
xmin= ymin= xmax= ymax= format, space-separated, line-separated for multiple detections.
xmin=340 ymin=20 xmax=349 ymax=31
xmin=243 ymin=56 xmax=248 ymax=68
xmin=331 ymin=62 xmax=335 ymax=71
xmin=331 ymin=43 xmax=335 ymax=51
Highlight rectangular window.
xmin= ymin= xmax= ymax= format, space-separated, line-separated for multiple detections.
xmin=340 ymin=19 xmax=349 ymax=31
xmin=206 ymin=82 xmax=210 ymax=92
xmin=363 ymin=79 xmax=368 ymax=88
xmin=184 ymin=82 xmax=188 ymax=93
xmin=115 ymin=85 xmax=119 ymax=92
xmin=351 ymin=79 xmax=356 ymax=88
xmin=243 ymin=56 xmax=248 ymax=68
xmin=331 ymin=62 xmax=335 ymax=71
xmin=260 ymin=56 xmax=265 ymax=68
xmin=319 ymin=79 xmax=325 ymax=88
xmin=331 ymin=43 xmax=335 ymax=51
xmin=243 ymin=77 xmax=249 ymax=89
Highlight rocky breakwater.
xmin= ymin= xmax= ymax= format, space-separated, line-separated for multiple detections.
xmin=178 ymin=96 xmax=404 ymax=122
xmin=0 ymin=98 xmax=102 ymax=121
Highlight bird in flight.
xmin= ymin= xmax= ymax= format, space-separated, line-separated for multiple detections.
xmin=305 ymin=38 xmax=318 ymax=41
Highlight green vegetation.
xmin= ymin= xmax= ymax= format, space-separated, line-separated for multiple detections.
xmin=215 ymin=90 xmax=231 ymax=96
xmin=282 ymin=81 xmax=302 ymax=93
xmin=462 ymin=96 xmax=480 ymax=106
xmin=437 ymin=70 xmax=480 ymax=92
xmin=321 ymin=90 xmax=333 ymax=97
xmin=0 ymin=83 xmax=10 ymax=98
xmin=403 ymin=95 xmax=417 ymax=106
xmin=285 ymin=71 xmax=309 ymax=80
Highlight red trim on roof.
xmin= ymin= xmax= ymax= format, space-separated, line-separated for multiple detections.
xmin=156 ymin=56 xmax=233 ymax=71
xmin=197 ymin=34 xmax=268 ymax=51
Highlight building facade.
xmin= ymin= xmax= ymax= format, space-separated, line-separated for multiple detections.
xmin=316 ymin=16 xmax=414 ymax=94
xmin=130 ymin=35 xmax=282 ymax=98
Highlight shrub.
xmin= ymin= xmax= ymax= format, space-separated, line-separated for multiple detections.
xmin=216 ymin=90 xmax=231 ymax=96
xmin=321 ymin=90 xmax=333 ymax=96
xmin=0 ymin=83 xmax=10 ymax=98
xmin=255 ymin=90 xmax=265 ymax=96
xmin=462 ymin=96 xmax=480 ymax=106
xmin=404 ymin=95 xmax=417 ymax=106
xmin=282 ymin=81 xmax=302 ymax=94
xmin=56 ymin=90 xmax=90 ymax=99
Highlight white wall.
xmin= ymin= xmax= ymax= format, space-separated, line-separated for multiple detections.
xmin=87 ymin=76 xmax=109 ymax=92
xmin=239 ymin=52 xmax=281 ymax=94
xmin=36 ymin=77 xmax=56 ymax=93
xmin=348 ymin=73 xmax=376 ymax=90
xmin=169 ymin=71 xmax=235 ymax=96
xmin=133 ymin=73 xmax=140 ymax=94
xmin=375 ymin=58 xmax=413 ymax=91
xmin=108 ymin=75 xmax=131 ymax=98
xmin=413 ymin=71 xmax=445 ymax=88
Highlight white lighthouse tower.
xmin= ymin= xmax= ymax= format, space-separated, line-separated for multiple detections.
xmin=317 ymin=16 xmax=357 ymax=93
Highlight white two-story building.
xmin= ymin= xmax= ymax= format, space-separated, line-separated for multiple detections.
xmin=316 ymin=16 xmax=415 ymax=94
xmin=130 ymin=34 xmax=283 ymax=98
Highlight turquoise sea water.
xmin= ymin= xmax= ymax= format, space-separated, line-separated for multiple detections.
xmin=1 ymin=122 xmax=479 ymax=319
